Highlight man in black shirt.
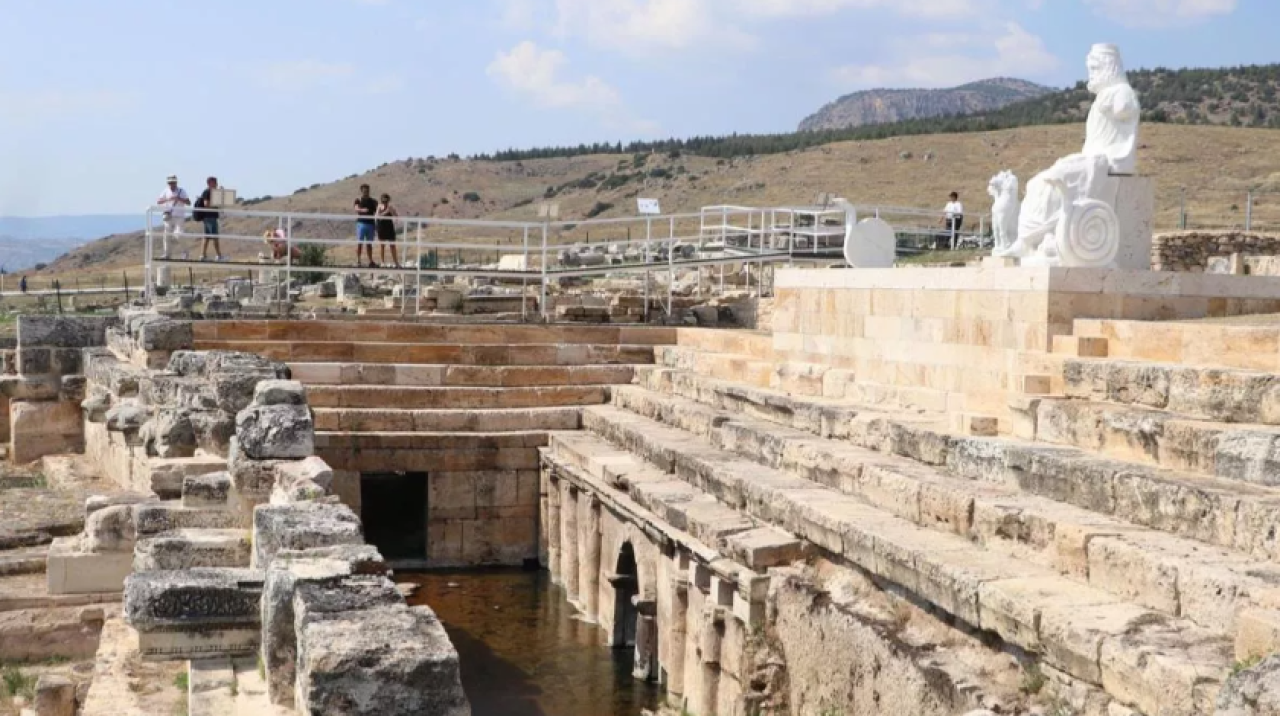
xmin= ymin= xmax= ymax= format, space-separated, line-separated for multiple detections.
xmin=193 ymin=176 xmax=223 ymax=261
xmin=354 ymin=184 xmax=378 ymax=268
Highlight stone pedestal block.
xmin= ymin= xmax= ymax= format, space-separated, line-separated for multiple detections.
xmin=123 ymin=568 xmax=264 ymax=661
xmin=252 ymin=502 xmax=364 ymax=570
xmin=9 ymin=400 xmax=84 ymax=465
xmin=1114 ymin=175 xmax=1154 ymax=271
xmin=46 ymin=537 xmax=133 ymax=595
xmin=296 ymin=605 xmax=469 ymax=716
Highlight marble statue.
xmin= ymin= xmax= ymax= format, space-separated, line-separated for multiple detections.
xmin=987 ymin=170 xmax=1019 ymax=254
xmin=833 ymin=198 xmax=896 ymax=268
xmin=995 ymin=44 xmax=1140 ymax=267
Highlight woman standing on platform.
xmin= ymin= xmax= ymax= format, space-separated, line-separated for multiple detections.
xmin=375 ymin=193 xmax=400 ymax=268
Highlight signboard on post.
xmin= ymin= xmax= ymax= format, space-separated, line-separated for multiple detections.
xmin=637 ymin=198 xmax=661 ymax=216
xmin=537 ymin=202 xmax=560 ymax=219
xmin=211 ymin=188 xmax=237 ymax=207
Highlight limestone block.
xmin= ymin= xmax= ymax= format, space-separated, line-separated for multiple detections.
xmin=0 ymin=375 xmax=59 ymax=401
xmin=45 ymin=537 xmax=133 ymax=595
xmin=10 ymin=399 xmax=83 ymax=464
xmin=262 ymin=545 xmax=388 ymax=706
xmin=275 ymin=457 xmax=334 ymax=493
xmin=252 ymin=502 xmax=364 ymax=570
xmin=133 ymin=529 xmax=251 ymax=571
xmin=1052 ymin=335 xmax=1109 ymax=358
xmin=144 ymin=408 xmax=196 ymax=459
xmin=33 ymin=675 xmax=76 ymax=716
xmin=183 ymin=472 xmax=232 ymax=509
xmin=134 ymin=503 xmax=241 ymax=537
xmin=253 ymin=379 xmax=307 ymax=407
xmin=59 ymin=375 xmax=86 ymax=402
xmin=137 ymin=318 xmax=193 ymax=352
xmin=80 ymin=388 xmax=112 ymax=424
xmin=235 ymin=404 xmax=315 ymax=460
xmin=1216 ymin=653 xmax=1280 ymax=715
xmin=83 ymin=505 xmax=137 ymax=553
xmin=123 ymin=568 xmax=264 ymax=660
xmin=1114 ymin=176 xmax=1154 ymax=271
xmin=149 ymin=456 xmax=229 ymax=499
xmin=949 ymin=413 xmax=999 ymax=437
xmin=1236 ymin=609 xmax=1280 ymax=662
xmin=105 ymin=400 xmax=149 ymax=433
xmin=17 ymin=315 xmax=116 ymax=348
xmin=296 ymin=605 xmax=469 ymax=716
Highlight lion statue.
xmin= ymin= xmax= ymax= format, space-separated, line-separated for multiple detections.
xmin=987 ymin=170 xmax=1019 ymax=254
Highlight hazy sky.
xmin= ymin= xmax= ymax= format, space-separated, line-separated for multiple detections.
xmin=0 ymin=0 xmax=1264 ymax=216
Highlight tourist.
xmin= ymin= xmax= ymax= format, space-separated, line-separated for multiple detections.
xmin=354 ymin=184 xmax=378 ymax=268
xmin=376 ymin=193 xmax=400 ymax=268
xmin=19 ymin=276 xmax=26 ymax=294
xmin=193 ymin=176 xmax=224 ymax=262
xmin=942 ymin=191 xmax=964 ymax=249
xmin=156 ymin=175 xmax=190 ymax=259
xmin=263 ymin=229 xmax=301 ymax=263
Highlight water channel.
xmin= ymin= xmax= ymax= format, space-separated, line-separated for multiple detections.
xmin=404 ymin=568 xmax=662 ymax=716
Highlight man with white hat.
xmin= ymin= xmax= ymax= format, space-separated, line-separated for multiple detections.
xmin=156 ymin=175 xmax=190 ymax=259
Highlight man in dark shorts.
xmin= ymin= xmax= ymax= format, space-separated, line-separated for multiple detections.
xmin=354 ymin=184 xmax=378 ymax=267
xmin=193 ymin=176 xmax=223 ymax=261
xmin=376 ymin=193 xmax=400 ymax=268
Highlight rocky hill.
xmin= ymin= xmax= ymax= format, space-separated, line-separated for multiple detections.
xmin=798 ymin=78 xmax=1053 ymax=132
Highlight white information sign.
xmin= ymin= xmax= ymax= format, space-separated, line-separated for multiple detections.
xmin=637 ymin=198 xmax=661 ymax=215
xmin=211 ymin=188 xmax=237 ymax=207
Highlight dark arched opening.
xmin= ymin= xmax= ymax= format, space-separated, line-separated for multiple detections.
xmin=610 ymin=542 xmax=639 ymax=648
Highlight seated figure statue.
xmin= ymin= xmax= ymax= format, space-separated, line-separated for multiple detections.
xmin=996 ymin=44 xmax=1140 ymax=267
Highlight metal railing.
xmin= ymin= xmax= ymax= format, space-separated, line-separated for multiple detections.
xmin=143 ymin=205 xmax=811 ymax=319
xmin=141 ymin=200 xmax=989 ymax=318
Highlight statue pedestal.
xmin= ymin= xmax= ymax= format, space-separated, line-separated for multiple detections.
xmin=1114 ymin=175 xmax=1154 ymax=271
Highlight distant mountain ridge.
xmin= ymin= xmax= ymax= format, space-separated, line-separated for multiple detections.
xmin=0 ymin=215 xmax=141 ymax=271
xmin=798 ymin=78 xmax=1056 ymax=132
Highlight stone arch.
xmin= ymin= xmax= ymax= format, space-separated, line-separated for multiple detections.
xmin=611 ymin=541 xmax=639 ymax=648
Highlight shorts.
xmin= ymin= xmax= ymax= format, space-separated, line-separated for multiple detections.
xmin=202 ymin=218 xmax=220 ymax=236
xmin=357 ymin=223 xmax=375 ymax=243
xmin=376 ymin=221 xmax=397 ymax=242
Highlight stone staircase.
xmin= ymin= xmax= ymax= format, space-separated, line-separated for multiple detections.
xmin=193 ymin=321 xmax=677 ymax=475
xmin=540 ymin=325 xmax=1280 ymax=716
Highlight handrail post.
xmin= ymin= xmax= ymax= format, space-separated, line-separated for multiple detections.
xmin=521 ymin=226 xmax=529 ymax=322
xmin=540 ymin=222 xmax=548 ymax=322
xmin=284 ymin=216 xmax=293 ymax=308
xmin=415 ymin=220 xmax=423 ymax=316
xmin=144 ymin=208 xmax=154 ymax=306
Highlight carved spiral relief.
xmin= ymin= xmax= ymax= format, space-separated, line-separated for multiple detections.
xmin=1057 ymin=199 xmax=1120 ymax=268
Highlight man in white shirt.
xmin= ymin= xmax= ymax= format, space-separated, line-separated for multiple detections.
xmin=942 ymin=191 xmax=964 ymax=249
xmin=156 ymin=175 xmax=190 ymax=258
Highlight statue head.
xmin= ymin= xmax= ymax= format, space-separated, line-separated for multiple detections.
xmin=1086 ymin=43 xmax=1126 ymax=93
xmin=988 ymin=170 xmax=1018 ymax=201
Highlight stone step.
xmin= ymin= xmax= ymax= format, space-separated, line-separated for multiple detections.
xmin=313 ymin=407 xmax=581 ymax=433
xmin=192 ymin=320 xmax=677 ymax=346
xmin=1036 ymin=397 xmax=1280 ymax=485
xmin=190 ymin=655 xmax=292 ymax=716
xmin=306 ymin=385 xmax=609 ymax=410
xmin=316 ymin=431 xmax=545 ymax=474
xmin=653 ymin=345 xmax=776 ymax=389
xmin=1073 ymin=318 xmax=1280 ymax=372
xmin=1063 ymin=356 xmax=1280 ymax=426
xmin=674 ymin=327 xmax=775 ymax=360
xmin=637 ymin=366 xmax=1280 ymax=566
xmin=288 ymin=362 xmax=636 ymax=388
xmin=607 ymin=386 xmax=1280 ymax=642
xmin=575 ymin=405 xmax=1232 ymax=715
xmin=547 ymin=433 xmax=804 ymax=571
xmin=194 ymin=340 xmax=657 ymax=366
xmin=134 ymin=529 xmax=252 ymax=571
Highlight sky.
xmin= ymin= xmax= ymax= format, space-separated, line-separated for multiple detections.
xmin=0 ymin=0 xmax=1268 ymax=216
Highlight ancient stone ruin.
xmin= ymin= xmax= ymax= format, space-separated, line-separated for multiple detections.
xmin=13 ymin=252 xmax=1280 ymax=715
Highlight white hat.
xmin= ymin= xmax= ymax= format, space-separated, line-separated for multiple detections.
xmin=166 ymin=175 xmax=178 ymax=183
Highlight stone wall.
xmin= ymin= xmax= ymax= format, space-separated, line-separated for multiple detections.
xmin=2 ymin=315 xmax=120 ymax=464
xmin=1152 ymin=230 xmax=1280 ymax=272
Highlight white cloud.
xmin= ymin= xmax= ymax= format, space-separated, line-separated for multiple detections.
xmin=255 ymin=60 xmax=355 ymax=91
xmin=549 ymin=0 xmax=749 ymax=53
xmin=1083 ymin=0 xmax=1236 ymax=26
xmin=830 ymin=22 xmax=1059 ymax=88
xmin=739 ymin=0 xmax=982 ymax=19
xmin=487 ymin=41 xmax=657 ymax=133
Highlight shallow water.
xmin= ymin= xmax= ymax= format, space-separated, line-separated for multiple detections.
xmin=404 ymin=569 xmax=662 ymax=716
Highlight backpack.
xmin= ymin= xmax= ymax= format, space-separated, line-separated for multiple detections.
xmin=192 ymin=192 xmax=209 ymax=221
